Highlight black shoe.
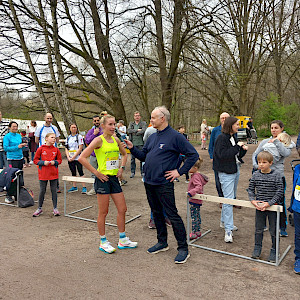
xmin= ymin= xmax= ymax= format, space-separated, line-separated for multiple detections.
xmin=147 ymin=242 xmax=169 ymax=254
xmin=130 ymin=173 xmax=135 ymax=178
xmin=174 ymin=250 xmax=190 ymax=264
xmin=268 ymin=249 xmax=277 ymax=263
xmin=251 ymin=246 xmax=261 ymax=259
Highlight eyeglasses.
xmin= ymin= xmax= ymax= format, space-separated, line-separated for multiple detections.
xmin=158 ymin=109 xmax=165 ymax=118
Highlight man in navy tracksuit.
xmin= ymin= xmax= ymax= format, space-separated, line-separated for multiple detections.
xmin=125 ymin=106 xmax=199 ymax=264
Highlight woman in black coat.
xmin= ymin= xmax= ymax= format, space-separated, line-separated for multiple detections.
xmin=213 ymin=117 xmax=248 ymax=243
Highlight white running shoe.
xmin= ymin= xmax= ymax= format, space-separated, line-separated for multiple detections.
xmin=86 ymin=188 xmax=96 ymax=196
xmin=29 ymin=160 xmax=34 ymax=165
xmin=224 ymin=231 xmax=233 ymax=243
xmin=118 ymin=237 xmax=138 ymax=249
xmin=220 ymin=222 xmax=238 ymax=231
xmin=5 ymin=196 xmax=14 ymax=204
xmin=99 ymin=240 xmax=116 ymax=254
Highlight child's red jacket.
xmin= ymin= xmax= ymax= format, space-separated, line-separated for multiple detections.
xmin=34 ymin=145 xmax=62 ymax=180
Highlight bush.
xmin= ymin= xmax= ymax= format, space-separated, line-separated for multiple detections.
xmin=255 ymin=93 xmax=300 ymax=136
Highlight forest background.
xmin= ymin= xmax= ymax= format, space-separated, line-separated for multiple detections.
xmin=0 ymin=0 xmax=299 ymax=138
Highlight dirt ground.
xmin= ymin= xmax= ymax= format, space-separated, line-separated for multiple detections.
xmin=1 ymin=139 xmax=300 ymax=300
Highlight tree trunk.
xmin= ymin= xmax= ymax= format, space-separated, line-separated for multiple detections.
xmin=8 ymin=0 xmax=64 ymax=136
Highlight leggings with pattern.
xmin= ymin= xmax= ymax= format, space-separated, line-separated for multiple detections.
xmin=190 ymin=203 xmax=201 ymax=232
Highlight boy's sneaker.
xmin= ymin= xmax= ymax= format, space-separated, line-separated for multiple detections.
xmin=68 ymin=187 xmax=78 ymax=193
xmin=196 ymin=231 xmax=202 ymax=238
xmin=280 ymin=229 xmax=288 ymax=237
xmin=294 ymin=260 xmax=300 ymax=274
xmin=86 ymin=188 xmax=96 ymax=196
xmin=268 ymin=249 xmax=277 ymax=263
xmin=264 ymin=226 xmax=268 ymax=232
xmin=33 ymin=208 xmax=43 ymax=217
xmin=224 ymin=231 xmax=233 ymax=243
xmin=174 ymin=178 xmax=179 ymax=182
xmin=118 ymin=237 xmax=138 ymax=249
xmin=29 ymin=160 xmax=34 ymax=165
xmin=251 ymin=246 xmax=262 ymax=259
xmin=174 ymin=250 xmax=190 ymax=264
xmin=220 ymin=222 xmax=238 ymax=231
xmin=81 ymin=187 xmax=87 ymax=194
xmin=99 ymin=240 xmax=116 ymax=254
xmin=53 ymin=208 xmax=60 ymax=216
xmin=147 ymin=242 xmax=169 ymax=254
xmin=148 ymin=219 xmax=156 ymax=229
xmin=189 ymin=232 xmax=197 ymax=240
xmin=120 ymin=180 xmax=127 ymax=186
xmin=4 ymin=196 xmax=14 ymax=204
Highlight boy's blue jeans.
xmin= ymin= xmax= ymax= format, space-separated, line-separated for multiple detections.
xmin=150 ymin=209 xmax=167 ymax=220
xmin=218 ymin=165 xmax=240 ymax=233
xmin=294 ymin=211 xmax=300 ymax=261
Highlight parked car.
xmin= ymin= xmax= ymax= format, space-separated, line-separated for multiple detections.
xmin=237 ymin=128 xmax=247 ymax=140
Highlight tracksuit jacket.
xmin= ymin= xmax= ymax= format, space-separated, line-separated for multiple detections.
xmin=33 ymin=145 xmax=62 ymax=180
xmin=130 ymin=125 xmax=199 ymax=185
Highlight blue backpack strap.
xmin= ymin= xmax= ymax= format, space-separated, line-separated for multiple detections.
xmin=40 ymin=125 xmax=57 ymax=147
xmin=39 ymin=125 xmax=45 ymax=146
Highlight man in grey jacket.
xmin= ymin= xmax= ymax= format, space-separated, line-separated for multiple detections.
xmin=127 ymin=111 xmax=147 ymax=178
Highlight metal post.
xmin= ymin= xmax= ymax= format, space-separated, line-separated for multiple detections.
xmin=276 ymin=207 xmax=280 ymax=266
xmin=187 ymin=196 xmax=190 ymax=244
xmin=64 ymin=181 xmax=67 ymax=216
xmin=125 ymin=214 xmax=142 ymax=224
xmin=16 ymin=172 xmax=20 ymax=207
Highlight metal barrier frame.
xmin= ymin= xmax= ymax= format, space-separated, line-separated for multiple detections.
xmin=0 ymin=169 xmax=21 ymax=207
xmin=186 ymin=194 xmax=291 ymax=267
xmin=62 ymin=176 xmax=141 ymax=227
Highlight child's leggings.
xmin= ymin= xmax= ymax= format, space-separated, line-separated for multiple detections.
xmin=38 ymin=179 xmax=58 ymax=209
xmin=190 ymin=203 xmax=201 ymax=232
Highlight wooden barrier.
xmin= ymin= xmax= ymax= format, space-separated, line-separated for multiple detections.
xmin=62 ymin=176 xmax=141 ymax=226
xmin=187 ymin=194 xmax=290 ymax=267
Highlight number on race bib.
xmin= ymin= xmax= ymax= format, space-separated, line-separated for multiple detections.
xmin=106 ymin=159 xmax=119 ymax=170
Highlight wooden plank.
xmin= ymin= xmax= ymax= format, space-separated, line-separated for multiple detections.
xmin=62 ymin=176 xmax=94 ymax=184
xmin=190 ymin=194 xmax=283 ymax=212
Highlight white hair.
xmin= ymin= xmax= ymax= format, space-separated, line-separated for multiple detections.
xmin=153 ymin=106 xmax=170 ymax=121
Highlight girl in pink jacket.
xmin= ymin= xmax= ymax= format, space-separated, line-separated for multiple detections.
xmin=187 ymin=158 xmax=209 ymax=239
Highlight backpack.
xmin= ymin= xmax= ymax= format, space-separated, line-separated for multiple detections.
xmin=65 ymin=134 xmax=79 ymax=150
xmin=18 ymin=187 xmax=34 ymax=208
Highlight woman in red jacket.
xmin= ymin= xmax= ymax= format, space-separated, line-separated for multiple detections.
xmin=33 ymin=132 xmax=62 ymax=217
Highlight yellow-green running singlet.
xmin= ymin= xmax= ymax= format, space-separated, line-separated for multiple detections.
xmin=94 ymin=135 xmax=120 ymax=176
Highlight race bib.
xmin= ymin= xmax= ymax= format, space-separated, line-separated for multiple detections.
xmin=69 ymin=150 xmax=76 ymax=158
xmin=106 ymin=157 xmax=119 ymax=170
xmin=294 ymin=185 xmax=300 ymax=201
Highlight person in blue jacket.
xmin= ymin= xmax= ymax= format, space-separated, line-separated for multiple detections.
xmin=3 ymin=121 xmax=26 ymax=170
xmin=124 ymin=106 xmax=199 ymax=264
xmin=289 ymin=163 xmax=300 ymax=274
xmin=296 ymin=132 xmax=300 ymax=156
xmin=3 ymin=121 xmax=27 ymax=204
